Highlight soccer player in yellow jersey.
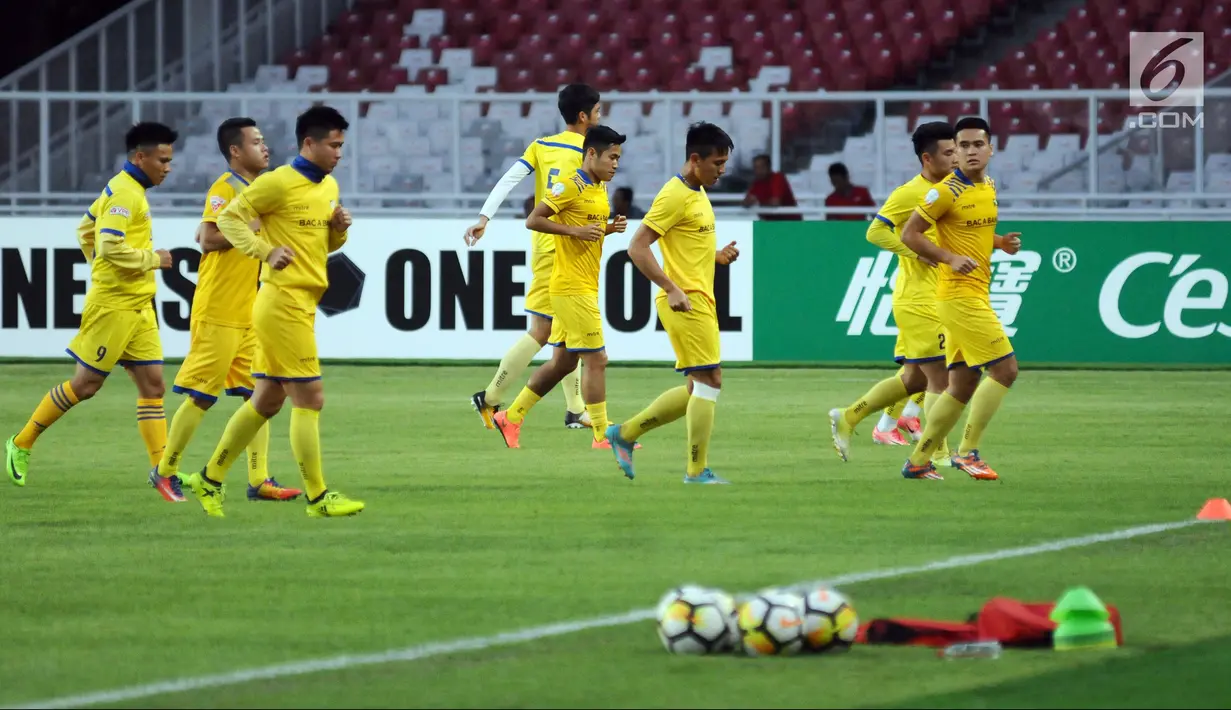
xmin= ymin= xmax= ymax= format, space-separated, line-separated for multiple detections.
xmin=606 ymin=122 xmax=741 ymax=485
xmin=465 ymin=84 xmax=602 ymax=431
xmin=183 ymin=106 xmax=364 ymax=518
xmin=493 ymin=126 xmax=627 ymax=449
xmin=5 ymin=123 xmax=176 ymax=487
xmin=829 ymin=122 xmax=958 ymax=460
xmin=899 ymin=116 xmax=1022 ymax=481
xmin=148 ymin=117 xmax=303 ymax=503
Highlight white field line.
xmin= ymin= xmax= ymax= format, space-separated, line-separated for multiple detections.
xmin=9 ymin=519 xmax=1207 ymax=710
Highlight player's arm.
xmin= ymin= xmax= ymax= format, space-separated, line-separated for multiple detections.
xmin=465 ymin=148 xmax=534 ymax=245
xmin=197 ymin=181 xmax=236 ymax=253
xmin=993 ymin=232 xmax=1022 ymax=254
xmin=630 ymin=191 xmax=691 ymax=311
xmin=94 ymin=192 xmax=165 ymax=271
xmin=902 ymin=187 xmax=976 ymax=274
xmin=866 ymin=216 xmax=915 ymax=258
xmin=217 ymin=174 xmax=281 ymax=262
xmin=76 ymin=207 xmax=98 ymax=261
xmin=328 ymin=195 xmax=351 ymax=253
xmin=526 ymin=180 xmax=602 ymax=241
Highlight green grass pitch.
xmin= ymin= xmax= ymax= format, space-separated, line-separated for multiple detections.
xmin=2 ymin=363 xmax=1229 ymax=708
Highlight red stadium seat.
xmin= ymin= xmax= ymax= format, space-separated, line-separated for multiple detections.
xmin=668 ymin=66 xmax=705 ymax=91
xmin=468 ymin=34 xmax=495 ymax=66
xmin=492 ymin=13 xmax=526 ymax=50
xmin=453 ymin=11 xmax=483 ymax=41
xmin=516 ymin=0 xmax=546 ymax=18
xmin=617 ymin=15 xmax=648 ymax=42
xmin=575 ymin=12 xmax=604 ymax=41
xmin=372 ymin=66 xmax=409 ymax=92
xmin=691 ymin=13 xmax=721 ymax=37
xmin=709 ymin=67 xmax=745 ymax=92
xmin=599 ymin=32 xmax=627 ymax=56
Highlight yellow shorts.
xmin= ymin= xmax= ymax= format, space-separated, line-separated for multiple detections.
xmin=657 ymin=292 xmax=720 ymax=374
xmin=66 ymin=302 xmax=162 ymax=375
xmin=251 ymin=284 xmax=321 ymax=382
xmin=524 ymin=249 xmax=555 ymax=319
xmin=548 ymin=293 xmax=604 ymax=352
xmin=172 ymin=320 xmax=257 ymax=401
xmin=937 ymin=297 xmax=1015 ymax=370
xmin=893 ymin=300 xmax=945 ymax=364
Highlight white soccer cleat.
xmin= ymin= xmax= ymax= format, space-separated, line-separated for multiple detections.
xmin=828 ymin=408 xmax=851 ymax=462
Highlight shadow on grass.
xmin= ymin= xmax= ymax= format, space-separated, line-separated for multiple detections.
xmin=879 ymin=634 xmax=1231 ymax=709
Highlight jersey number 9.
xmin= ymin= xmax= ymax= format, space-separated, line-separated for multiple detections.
xmin=95 ymin=346 xmax=108 ymax=362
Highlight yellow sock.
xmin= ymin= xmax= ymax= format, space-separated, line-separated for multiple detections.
xmin=203 ymin=401 xmax=268 ymax=484
xmin=619 ymin=386 xmax=690 ymax=442
xmin=843 ymin=376 xmax=909 ymax=429
xmin=923 ymin=391 xmax=950 ymax=456
xmin=585 ymin=401 xmax=608 ymax=443
xmin=247 ymin=420 xmax=271 ymax=487
xmin=685 ymin=385 xmax=719 ymax=476
xmin=912 ymin=391 xmax=926 ymax=406
xmin=909 ymin=393 xmax=965 ymax=466
xmin=505 ymin=386 xmax=541 ymax=425
xmin=562 ymin=363 xmax=584 ymax=415
xmin=137 ymin=398 xmax=167 ymax=468
xmin=14 ymin=381 xmax=79 ymax=450
xmin=884 ymin=396 xmax=908 ymax=420
xmin=290 ymin=408 xmax=326 ymax=500
xmin=486 ymin=333 xmax=542 ymax=406
xmin=960 ymin=379 xmax=1011 ymax=455
xmin=160 ymin=399 xmax=208 ymax=476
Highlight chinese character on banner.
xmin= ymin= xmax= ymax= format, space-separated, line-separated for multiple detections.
xmin=989 ymin=251 xmax=1042 ymax=337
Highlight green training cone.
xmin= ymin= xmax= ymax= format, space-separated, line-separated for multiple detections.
xmin=1050 ymin=586 xmax=1117 ymax=651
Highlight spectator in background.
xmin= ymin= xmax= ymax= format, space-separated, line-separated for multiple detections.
xmin=523 ymin=194 xmax=535 ymax=218
xmin=612 ymin=187 xmax=645 ymax=218
xmin=742 ymin=154 xmax=800 ymax=220
xmin=824 ymin=162 xmax=876 ymax=220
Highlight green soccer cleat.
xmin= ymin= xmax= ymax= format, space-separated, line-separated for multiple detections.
xmin=306 ymin=491 xmax=365 ymax=518
xmin=6 ymin=436 xmax=30 ymax=487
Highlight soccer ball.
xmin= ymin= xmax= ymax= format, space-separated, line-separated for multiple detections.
xmin=799 ymin=586 xmax=859 ymax=653
xmin=736 ymin=589 xmax=806 ymax=656
xmin=655 ymin=585 xmax=738 ymax=654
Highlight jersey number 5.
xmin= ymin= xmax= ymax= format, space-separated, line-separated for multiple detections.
xmin=546 ymin=168 xmax=561 ymax=189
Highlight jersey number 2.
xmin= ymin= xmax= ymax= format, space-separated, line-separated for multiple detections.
xmin=546 ymin=168 xmax=561 ymax=189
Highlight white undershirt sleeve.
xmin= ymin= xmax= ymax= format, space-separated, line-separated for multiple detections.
xmin=479 ymin=160 xmax=533 ymax=220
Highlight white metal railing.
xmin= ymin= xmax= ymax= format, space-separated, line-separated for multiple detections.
xmin=2 ymin=88 xmax=1227 ymax=219
xmin=0 ymin=0 xmax=347 ymax=191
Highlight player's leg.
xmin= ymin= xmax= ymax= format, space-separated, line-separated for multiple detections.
xmin=917 ymin=359 xmax=952 ymax=462
xmin=273 ymin=378 xmax=359 ymax=517
xmin=952 ymin=353 xmax=1017 ymax=480
xmin=577 ymin=350 xmax=609 ymax=445
xmin=472 ymin=249 xmax=555 ymax=427
xmin=897 ymin=390 xmax=927 ymax=441
xmin=6 ymin=304 xmax=126 ymax=485
xmin=228 ymin=330 xmax=300 ymax=501
xmin=158 ymin=320 xmax=226 ymax=497
xmin=561 ymin=361 xmax=589 ymax=429
xmin=874 ymin=382 xmax=911 ymax=445
xmin=605 ymin=295 xmax=696 ymax=480
xmin=829 ymin=365 xmax=926 ymax=461
xmin=494 ymin=345 xmax=579 ymax=449
xmin=684 ymin=365 xmax=727 ymax=485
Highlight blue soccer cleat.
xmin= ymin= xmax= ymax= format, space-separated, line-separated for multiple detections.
xmin=605 ymin=423 xmax=636 ymax=480
xmin=683 ymin=469 xmax=729 ymax=485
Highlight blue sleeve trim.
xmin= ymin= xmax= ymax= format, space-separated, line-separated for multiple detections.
xmin=524 ymin=309 xmax=553 ymax=320
xmin=224 ymin=387 xmax=254 ymax=398
xmin=104 ymin=185 xmax=113 ymax=196
xmin=85 ymin=211 xmax=96 ymax=221
xmin=172 ymin=384 xmax=219 ymax=404
xmin=99 ymin=228 xmax=125 ymax=236
xmin=517 ymin=158 xmax=535 ymax=172
xmin=536 ymin=140 xmax=584 ymax=153
xmin=118 ymin=359 xmax=163 ymax=367
xmin=873 ymin=214 xmax=895 ymax=228
xmin=65 ymin=348 xmax=109 ymax=376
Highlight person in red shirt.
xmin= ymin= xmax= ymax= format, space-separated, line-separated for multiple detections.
xmin=742 ymin=154 xmax=801 ymax=220
xmin=825 ymin=162 xmax=876 ymax=220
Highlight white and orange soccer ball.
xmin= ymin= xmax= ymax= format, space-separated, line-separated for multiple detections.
xmin=655 ymin=585 xmax=738 ymax=655
xmin=736 ymin=589 xmax=806 ymax=656
xmin=799 ymin=586 xmax=859 ymax=653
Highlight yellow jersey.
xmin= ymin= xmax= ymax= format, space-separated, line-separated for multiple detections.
xmin=215 ymin=157 xmax=347 ymax=304
xmin=869 ymin=174 xmax=942 ymax=305
xmin=542 ymin=168 xmax=610 ymax=295
xmin=914 ymin=168 xmax=998 ymax=301
xmin=643 ymin=174 xmax=718 ymax=305
xmin=194 ymin=171 xmax=262 ymax=327
xmin=76 ymin=162 xmax=163 ymax=310
xmin=520 ymin=130 xmax=585 ymax=253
